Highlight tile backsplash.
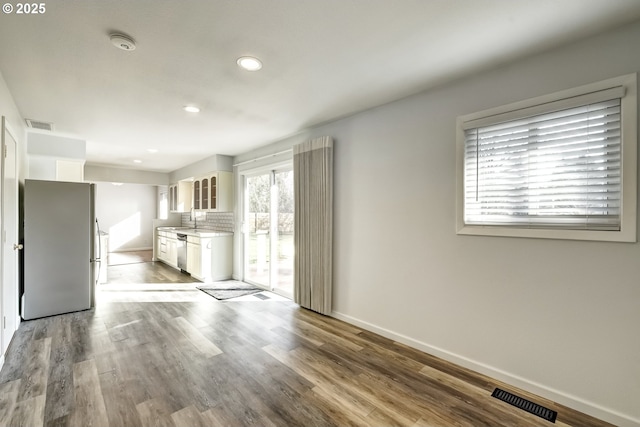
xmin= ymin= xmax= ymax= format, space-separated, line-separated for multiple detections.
xmin=181 ymin=212 xmax=235 ymax=232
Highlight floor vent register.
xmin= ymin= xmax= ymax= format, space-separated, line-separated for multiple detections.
xmin=491 ymin=388 xmax=557 ymax=423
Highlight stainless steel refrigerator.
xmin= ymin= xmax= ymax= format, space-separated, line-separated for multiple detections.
xmin=22 ymin=179 xmax=101 ymax=320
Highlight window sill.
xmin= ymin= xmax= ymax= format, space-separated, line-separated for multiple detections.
xmin=456 ymin=224 xmax=636 ymax=243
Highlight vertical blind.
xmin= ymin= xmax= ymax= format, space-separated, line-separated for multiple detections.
xmin=464 ymin=98 xmax=622 ymax=230
xmin=294 ymin=136 xmax=333 ymax=315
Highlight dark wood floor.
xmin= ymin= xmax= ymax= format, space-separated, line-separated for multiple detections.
xmin=0 ymin=261 xmax=613 ymax=427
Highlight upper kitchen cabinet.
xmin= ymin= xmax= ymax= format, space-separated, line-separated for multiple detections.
xmin=211 ymin=171 xmax=233 ymax=211
xmin=193 ymin=179 xmax=201 ymax=210
xmin=169 ymin=180 xmax=193 ymax=212
xmin=193 ymin=171 xmax=233 ymax=212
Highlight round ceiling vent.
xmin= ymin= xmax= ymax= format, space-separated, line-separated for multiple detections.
xmin=110 ymin=33 xmax=136 ymax=51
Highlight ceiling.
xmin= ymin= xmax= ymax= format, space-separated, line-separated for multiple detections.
xmin=1 ymin=1 xmax=640 ymax=173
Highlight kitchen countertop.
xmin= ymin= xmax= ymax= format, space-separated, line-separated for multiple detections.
xmin=156 ymin=226 xmax=233 ymax=237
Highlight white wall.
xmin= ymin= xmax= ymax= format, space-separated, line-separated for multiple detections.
xmin=233 ymin=21 xmax=640 ymax=427
xmin=0 ymin=72 xmax=26 ymax=179
xmin=85 ymin=165 xmax=168 ymax=185
xmin=27 ymin=133 xmax=86 ymax=181
xmin=169 ymin=154 xmax=233 ymax=182
xmin=95 ymin=182 xmax=157 ymax=252
xmin=28 ymin=132 xmax=86 ymax=158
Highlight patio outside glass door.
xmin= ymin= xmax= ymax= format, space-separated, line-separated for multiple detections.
xmin=244 ymin=169 xmax=294 ymax=297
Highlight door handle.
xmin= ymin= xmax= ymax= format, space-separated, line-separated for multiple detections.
xmin=13 ymin=243 xmax=23 ymax=250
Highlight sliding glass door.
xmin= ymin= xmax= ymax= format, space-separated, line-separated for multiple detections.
xmin=245 ymin=173 xmax=271 ymax=287
xmin=244 ymin=168 xmax=294 ymax=297
xmin=273 ymin=170 xmax=294 ymax=296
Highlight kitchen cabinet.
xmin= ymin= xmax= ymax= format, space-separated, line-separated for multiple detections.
xmin=156 ymin=234 xmax=164 ymax=261
xmin=157 ymin=231 xmax=168 ymax=262
xmin=56 ymin=159 xmax=84 ymax=182
xmin=186 ymin=234 xmax=232 ymax=281
xmin=192 ymin=171 xmax=233 ymax=212
xmin=167 ymin=236 xmax=178 ymax=267
xmin=155 ymin=227 xmax=233 ymax=281
xmin=209 ymin=234 xmax=233 ymax=281
xmin=169 ymin=181 xmax=193 ymax=212
xmin=193 ymin=176 xmax=204 ymax=211
xmin=212 ymin=171 xmax=233 ymax=212
xmin=169 ymin=185 xmax=176 ymax=211
xmin=187 ymin=236 xmax=201 ymax=279
xmin=157 ymin=230 xmax=178 ymax=267
xmin=193 ymin=180 xmax=200 ymax=210
xmin=201 ymin=178 xmax=209 ymax=210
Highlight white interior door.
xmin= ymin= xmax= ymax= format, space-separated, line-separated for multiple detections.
xmin=1 ymin=117 xmax=19 ymax=354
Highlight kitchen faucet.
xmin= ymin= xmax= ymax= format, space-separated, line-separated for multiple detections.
xmin=190 ymin=208 xmax=198 ymax=229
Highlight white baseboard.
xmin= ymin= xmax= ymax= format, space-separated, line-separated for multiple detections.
xmin=331 ymin=310 xmax=640 ymax=427
xmin=109 ymin=247 xmax=153 ymax=253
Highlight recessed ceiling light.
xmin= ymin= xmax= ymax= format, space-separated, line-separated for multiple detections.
xmin=133 ymin=159 xmax=142 ymax=164
xmin=184 ymin=106 xmax=200 ymax=113
xmin=147 ymin=148 xmax=158 ymax=153
xmin=237 ymin=56 xmax=262 ymax=71
xmin=110 ymin=33 xmax=136 ymax=51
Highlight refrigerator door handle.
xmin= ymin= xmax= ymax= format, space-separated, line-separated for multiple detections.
xmin=95 ymin=258 xmax=101 ymax=285
xmin=96 ymin=218 xmax=102 ymax=261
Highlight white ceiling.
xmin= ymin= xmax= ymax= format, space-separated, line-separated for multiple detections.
xmin=1 ymin=1 xmax=640 ymax=173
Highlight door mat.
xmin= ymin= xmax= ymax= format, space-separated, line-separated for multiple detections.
xmin=197 ymin=281 xmax=263 ymax=300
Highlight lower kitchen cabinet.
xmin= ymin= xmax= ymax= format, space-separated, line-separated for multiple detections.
xmin=155 ymin=228 xmax=232 ymax=282
xmin=187 ymin=234 xmax=232 ymax=282
xmin=156 ymin=235 xmax=164 ymax=260
xmin=167 ymin=238 xmax=177 ymax=267
xmin=157 ymin=231 xmax=178 ymax=268
xmin=209 ymin=235 xmax=232 ymax=281
xmin=187 ymin=238 xmax=201 ymax=279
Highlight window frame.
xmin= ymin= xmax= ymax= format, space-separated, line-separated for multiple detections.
xmin=456 ymin=74 xmax=637 ymax=242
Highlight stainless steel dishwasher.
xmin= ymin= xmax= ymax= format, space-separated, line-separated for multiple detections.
xmin=177 ymin=233 xmax=187 ymax=271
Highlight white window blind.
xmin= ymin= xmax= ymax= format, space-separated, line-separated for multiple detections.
xmin=464 ymin=98 xmax=622 ymax=230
